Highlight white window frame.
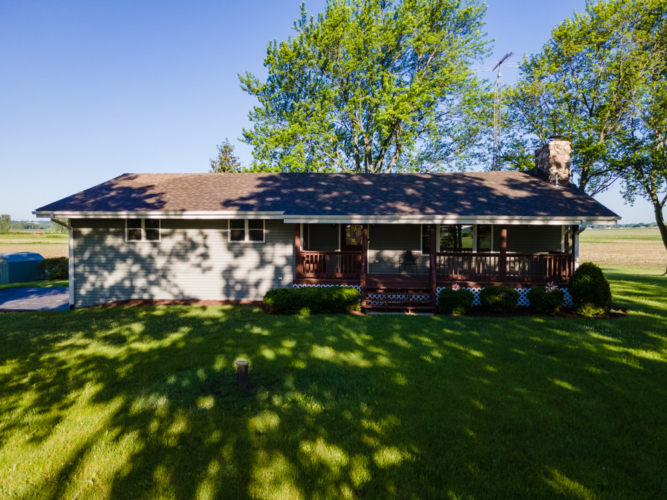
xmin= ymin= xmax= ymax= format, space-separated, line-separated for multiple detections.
xmin=228 ymin=219 xmax=266 ymax=243
xmin=125 ymin=219 xmax=161 ymax=242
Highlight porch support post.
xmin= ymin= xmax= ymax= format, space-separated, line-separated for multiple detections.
xmin=499 ymin=226 xmax=507 ymax=281
xmin=361 ymin=224 xmax=368 ymax=304
xmin=572 ymin=224 xmax=579 ymax=276
xmin=430 ymin=224 xmax=437 ymax=310
xmin=294 ymin=224 xmax=303 ymax=280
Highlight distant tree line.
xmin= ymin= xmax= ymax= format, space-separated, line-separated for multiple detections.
xmin=2 ymin=219 xmax=68 ymax=233
xmin=589 ymin=222 xmax=659 ymax=229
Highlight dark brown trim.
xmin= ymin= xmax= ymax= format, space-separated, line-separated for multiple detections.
xmin=499 ymin=225 xmax=507 ymax=281
xmin=429 ymin=224 xmax=437 ymax=307
xmin=294 ymin=278 xmax=361 ymax=286
xmin=294 ymin=224 xmax=303 ymax=278
xmin=82 ymin=299 xmax=262 ymax=309
xmin=571 ymin=224 xmax=578 ymax=275
xmin=360 ymin=224 xmax=368 ymax=303
xmin=436 ymin=280 xmax=567 ymax=287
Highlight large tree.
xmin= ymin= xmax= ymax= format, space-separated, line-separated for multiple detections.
xmin=614 ymin=1 xmax=667 ymax=273
xmin=502 ymin=0 xmax=659 ymax=195
xmin=240 ymin=0 xmax=490 ymax=173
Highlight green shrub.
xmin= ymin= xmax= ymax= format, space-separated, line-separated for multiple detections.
xmin=40 ymin=257 xmax=69 ymax=280
xmin=263 ymin=286 xmax=360 ymax=315
xmin=437 ymin=287 xmax=474 ymax=315
xmin=527 ymin=286 xmax=565 ymax=316
xmin=479 ymin=286 xmax=519 ymax=314
xmin=569 ymin=262 xmax=612 ymax=316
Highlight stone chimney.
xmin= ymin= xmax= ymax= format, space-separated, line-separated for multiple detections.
xmin=535 ymin=137 xmax=571 ymax=185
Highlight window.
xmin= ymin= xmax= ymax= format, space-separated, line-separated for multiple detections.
xmin=476 ymin=225 xmax=492 ymax=252
xmin=228 ymin=219 xmax=265 ymax=243
xmin=440 ymin=225 xmax=474 ymax=252
xmin=421 ymin=225 xmax=432 ymax=255
xmin=126 ymin=219 xmax=161 ymax=242
xmin=343 ymin=225 xmax=363 ymax=248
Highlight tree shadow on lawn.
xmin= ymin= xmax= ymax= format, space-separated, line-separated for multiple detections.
xmin=1 ymin=292 xmax=667 ymax=499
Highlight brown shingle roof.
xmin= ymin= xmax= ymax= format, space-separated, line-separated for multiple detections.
xmin=35 ymin=172 xmax=619 ymax=219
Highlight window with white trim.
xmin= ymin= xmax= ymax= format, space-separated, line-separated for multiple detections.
xmin=126 ymin=219 xmax=161 ymax=242
xmin=228 ymin=219 xmax=265 ymax=243
xmin=476 ymin=224 xmax=492 ymax=252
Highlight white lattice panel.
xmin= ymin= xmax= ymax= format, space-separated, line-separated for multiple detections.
xmin=294 ymin=283 xmax=572 ymax=308
xmin=365 ymin=293 xmax=430 ymax=306
xmin=562 ymin=288 xmax=573 ymax=307
xmin=435 ymin=286 xmax=571 ymax=308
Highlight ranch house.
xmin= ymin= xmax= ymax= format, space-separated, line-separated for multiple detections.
xmin=35 ymin=140 xmax=619 ymax=312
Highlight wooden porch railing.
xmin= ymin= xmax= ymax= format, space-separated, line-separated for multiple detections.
xmin=300 ymin=251 xmax=362 ymax=279
xmin=296 ymin=250 xmax=573 ymax=283
xmin=436 ymin=252 xmax=573 ymax=282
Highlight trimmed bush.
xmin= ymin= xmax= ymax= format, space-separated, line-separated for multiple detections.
xmin=40 ymin=257 xmax=69 ymax=280
xmin=479 ymin=286 xmax=519 ymax=314
xmin=263 ymin=286 xmax=360 ymax=315
xmin=527 ymin=286 xmax=565 ymax=316
xmin=569 ymin=262 xmax=612 ymax=316
xmin=437 ymin=287 xmax=474 ymax=315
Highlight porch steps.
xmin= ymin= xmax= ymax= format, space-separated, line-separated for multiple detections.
xmin=361 ymin=288 xmax=435 ymax=313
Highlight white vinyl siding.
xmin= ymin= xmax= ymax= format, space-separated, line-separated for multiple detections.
xmin=71 ymin=219 xmax=294 ymax=307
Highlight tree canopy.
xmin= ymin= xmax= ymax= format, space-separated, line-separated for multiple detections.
xmin=240 ymin=0 xmax=490 ymax=173
xmin=503 ymin=0 xmax=661 ymax=195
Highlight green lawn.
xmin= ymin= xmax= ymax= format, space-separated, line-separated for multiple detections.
xmin=0 ymin=279 xmax=69 ymax=291
xmin=1 ymin=268 xmax=666 ymax=499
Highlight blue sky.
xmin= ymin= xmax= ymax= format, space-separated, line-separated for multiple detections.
xmin=0 ymin=0 xmax=655 ymax=223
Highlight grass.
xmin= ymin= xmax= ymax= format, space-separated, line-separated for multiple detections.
xmin=0 ymin=232 xmax=68 ymax=258
xmin=1 ymin=268 xmax=666 ymax=499
xmin=0 ymin=279 xmax=69 ymax=291
xmin=581 ymin=228 xmax=666 ymax=271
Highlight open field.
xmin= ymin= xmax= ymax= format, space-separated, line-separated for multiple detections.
xmin=0 ymin=232 xmax=68 ymax=258
xmin=580 ymin=228 xmax=666 ymax=272
xmin=1 ymin=267 xmax=666 ymax=499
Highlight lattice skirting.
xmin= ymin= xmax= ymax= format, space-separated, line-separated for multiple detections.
xmin=435 ymin=286 xmax=573 ymax=307
xmin=364 ymin=293 xmax=430 ymax=307
xmin=293 ymin=284 xmax=573 ymax=308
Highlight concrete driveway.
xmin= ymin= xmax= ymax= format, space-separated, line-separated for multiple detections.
xmin=0 ymin=287 xmax=69 ymax=311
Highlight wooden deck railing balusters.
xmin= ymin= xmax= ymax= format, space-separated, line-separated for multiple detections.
xmin=436 ymin=252 xmax=573 ymax=283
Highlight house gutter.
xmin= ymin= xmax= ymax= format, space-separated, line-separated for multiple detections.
xmin=34 ymin=211 xmax=619 ymax=226
xmin=50 ymin=216 xmax=73 ymax=231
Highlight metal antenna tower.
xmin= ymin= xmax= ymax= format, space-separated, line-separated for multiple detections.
xmin=492 ymin=52 xmax=513 ymax=170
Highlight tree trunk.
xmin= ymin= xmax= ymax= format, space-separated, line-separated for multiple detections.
xmin=652 ymin=202 xmax=667 ymax=275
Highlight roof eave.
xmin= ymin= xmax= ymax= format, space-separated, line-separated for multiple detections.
xmin=33 ymin=210 xmax=619 ymax=225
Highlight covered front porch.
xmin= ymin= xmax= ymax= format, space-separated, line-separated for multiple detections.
xmin=293 ymin=222 xmax=578 ymax=311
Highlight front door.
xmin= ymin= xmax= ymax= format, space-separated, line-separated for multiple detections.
xmin=341 ymin=224 xmax=364 ymax=251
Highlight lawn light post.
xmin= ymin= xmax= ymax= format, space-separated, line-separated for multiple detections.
xmin=235 ymin=360 xmax=249 ymax=388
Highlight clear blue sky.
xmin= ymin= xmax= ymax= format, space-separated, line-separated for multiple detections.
xmin=0 ymin=0 xmax=655 ymax=223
